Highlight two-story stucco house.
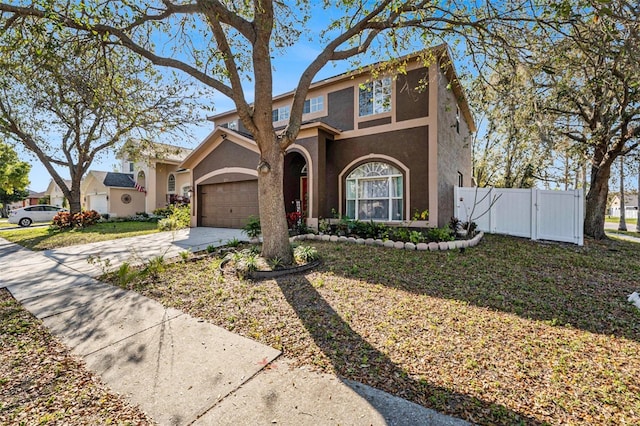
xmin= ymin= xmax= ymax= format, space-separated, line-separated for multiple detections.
xmin=181 ymin=46 xmax=475 ymax=229
xmin=119 ymin=142 xmax=193 ymax=214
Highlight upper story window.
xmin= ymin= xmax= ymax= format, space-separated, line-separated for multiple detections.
xmin=303 ymin=96 xmax=324 ymax=114
xmin=272 ymin=105 xmax=290 ymax=122
xmin=358 ymin=77 xmax=392 ymax=117
xmin=222 ymin=120 xmax=238 ymax=130
xmin=127 ymin=161 xmax=135 ymax=173
xmin=168 ymin=174 xmax=176 ymax=193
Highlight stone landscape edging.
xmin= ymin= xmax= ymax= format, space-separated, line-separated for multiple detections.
xmin=291 ymin=231 xmax=484 ymax=251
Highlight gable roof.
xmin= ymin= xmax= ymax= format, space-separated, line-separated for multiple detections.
xmin=103 ymin=172 xmax=136 ymax=188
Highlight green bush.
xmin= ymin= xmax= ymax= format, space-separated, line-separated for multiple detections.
xmin=294 ymin=245 xmax=319 ymax=263
xmin=426 ymin=227 xmax=454 ymax=242
xmin=157 ymin=205 xmax=190 ymax=231
xmin=243 ymin=215 xmax=261 ymax=239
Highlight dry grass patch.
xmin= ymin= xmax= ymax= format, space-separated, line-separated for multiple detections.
xmin=108 ymin=235 xmax=640 ymax=425
xmin=0 ymin=289 xmax=153 ymax=425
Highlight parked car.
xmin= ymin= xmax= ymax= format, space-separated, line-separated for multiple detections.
xmin=8 ymin=205 xmax=67 ymax=227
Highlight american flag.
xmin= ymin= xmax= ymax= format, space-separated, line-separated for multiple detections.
xmin=130 ymin=176 xmax=147 ymax=194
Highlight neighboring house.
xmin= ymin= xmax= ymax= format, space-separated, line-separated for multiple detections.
xmin=181 ymin=46 xmax=475 ymax=229
xmin=8 ymin=190 xmax=45 ymax=209
xmin=609 ymin=194 xmax=639 ymax=218
xmin=44 ymin=179 xmax=72 ymax=208
xmin=119 ymin=142 xmax=193 ymax=214
xmin=81 ymin=171 xmax=145 ymax=217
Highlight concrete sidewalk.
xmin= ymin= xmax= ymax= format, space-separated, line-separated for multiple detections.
xmin=0 ymin=230 xmax=469 ymax=426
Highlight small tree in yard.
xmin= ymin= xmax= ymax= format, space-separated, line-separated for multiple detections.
xmin=0 ymin=0 xmax=578 ymax=262
xmin=0 ymin=140 xmax=30 ymax=217
xmin=0 ymin=23 xmax=197 ymax=215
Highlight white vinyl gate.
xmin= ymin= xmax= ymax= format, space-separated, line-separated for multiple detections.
xmin=454 ymin=187 xmax=584 ymax=246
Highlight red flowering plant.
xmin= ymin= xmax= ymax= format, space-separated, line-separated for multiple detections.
xmin=286 ymin=211 xmax=302 ymax=229
xmin=52 ymin=210 xmax=101 ymax=230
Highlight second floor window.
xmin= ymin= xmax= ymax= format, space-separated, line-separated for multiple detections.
xmin=359 ymin=77 xmax=392 ymax=117
xmin=303 ymin=96 xmax=324 ymax=114
xmin=272 ymin=105 xmax=290 ymax=122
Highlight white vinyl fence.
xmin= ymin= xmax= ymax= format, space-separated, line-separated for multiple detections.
xmin=454 ymin=187 xmax=584 ymax=246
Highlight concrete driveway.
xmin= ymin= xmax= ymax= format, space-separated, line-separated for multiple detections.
xmin=42 ymin=227 xmax=247 ymax=277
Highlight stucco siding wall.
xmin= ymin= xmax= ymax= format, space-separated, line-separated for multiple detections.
xmin=325 ymin=126 xmax=430 ymax=220
xmin=193 ymin=140 xmax=260 ymax=182
xmin=436 ymin=69 xmax=473 ymax=227
xmin=108 ymin=188 xmax=145 ymax=217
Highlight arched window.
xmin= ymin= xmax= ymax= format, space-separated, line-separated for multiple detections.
xmin=168 ymin=174 xmax=176 ymax=193
xmin=346 ymin=162 xmax=403 ymax=221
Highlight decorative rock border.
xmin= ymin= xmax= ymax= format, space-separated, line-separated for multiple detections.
xmin=291 ymin=231 xmax=484 ymax=251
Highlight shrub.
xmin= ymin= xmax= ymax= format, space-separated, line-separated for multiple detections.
xmin=243 ymin=215 xmax=261 ymax=239
xmin=409 ymin=230 xmax=426 ymax=244
xmin=157 ymin=205 xmax=190 ymax=231
xmin=153 ymin=207 xmax=173 ymax=218
xmin=226 ymin=238 xmax=241 ymax=248
xmin=52 ymin=210 xmax=101 ymax=230
xmin=294 ymin=245 xmax=319 ymax=264
xmin=426 ymin=227 xmax=455 ymax=242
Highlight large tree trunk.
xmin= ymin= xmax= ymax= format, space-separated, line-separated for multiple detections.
xmin=257 ymin=136 xmax=293 ymax=264
xmin=584 ymin=163 xmax=611 ymax=239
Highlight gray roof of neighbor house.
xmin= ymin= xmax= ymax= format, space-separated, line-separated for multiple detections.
xmin=103 ymin=172 xmax=136 ymax=188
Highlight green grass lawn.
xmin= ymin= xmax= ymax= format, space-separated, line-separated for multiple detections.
xmin=0 ymin=217 xmax=19 ymax=229
xmin=103 ymin=234 xmax=640 ymax=426
xmin=606 ymin=216 xmax=637 ymax=225
xmin=0 ymin=221 xmax=160 ymax=250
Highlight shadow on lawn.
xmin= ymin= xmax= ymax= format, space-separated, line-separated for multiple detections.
xmin=275 ymin=274 xmax=544 ymax=426
xmin=314 ymin=235 xmax=640 ymax=342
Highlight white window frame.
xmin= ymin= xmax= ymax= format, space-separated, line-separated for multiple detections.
xmin=224 ymin=120 xmax=238 ymax=130
xmin=272 ymin=105 xmax=290 ymax=122
xmin=358 ymin=77 xmax=392 ymax=117
xmin=303 ymin=96 xmax=324 ymax=114
xmin=168 ymin=173 xmax=176 ymax=193
xmin=345 ymin=162 xmax=403 ymax=222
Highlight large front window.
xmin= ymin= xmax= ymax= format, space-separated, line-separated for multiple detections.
xmin=359 ymin=77 xmax=392 ymax=117
xmin=346 ymin=162 xmax=403 ymax=221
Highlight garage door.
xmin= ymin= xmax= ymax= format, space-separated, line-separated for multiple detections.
xmin=199 ymin=180 xmax=259 ymax=228
xmin=88 ymin=194 xmax=108 ymax=214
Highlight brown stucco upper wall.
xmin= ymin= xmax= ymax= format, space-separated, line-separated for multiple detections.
xmin=396 ymin=68 xmax=430 ymax=122
xmin=199 ymin=173 xmax=256 ymax=186
xmin=327 ymin=87 xmax=354 ymax=131
xmin=359 ymin=117 xmax=392 ymax=129
xmin=324 ymin=126 xmax=430 ymax=219
xmin=436 ymin=68 xmax=473 ymax=227
xmin=193 ymin=140 xmax=259 ymax=182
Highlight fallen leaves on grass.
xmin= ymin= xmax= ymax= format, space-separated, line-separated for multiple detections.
xmin=107 ymin=234 xmax=640 ymax=425
xmin=0 ymin=289 xmax=154 ymax=425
